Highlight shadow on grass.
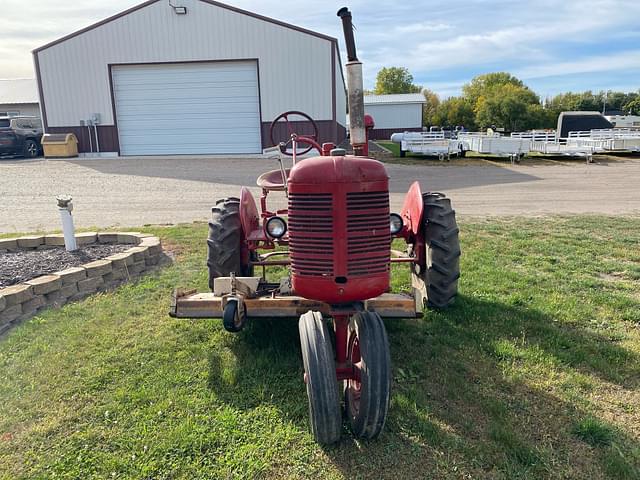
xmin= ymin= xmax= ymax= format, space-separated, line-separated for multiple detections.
xmin=207 ymin=317 xmax=309 ymax=419
xmin=205 ymin=294 xmax=640 ymax=478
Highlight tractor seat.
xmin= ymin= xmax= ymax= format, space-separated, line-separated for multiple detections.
xmin=256 ymin=168 xmax=290 ymax=191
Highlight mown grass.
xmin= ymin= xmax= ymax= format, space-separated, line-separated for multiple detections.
xmin=1 ymin=216 xmax=640 ymax=479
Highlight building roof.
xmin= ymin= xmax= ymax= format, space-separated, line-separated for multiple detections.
xmin=364 ymin=93 xmax=425 ymax=105
xmin=0 ymin=79 xmax=39 ymax=105
xmin=34 ymin=0 xmax=337 ymax=53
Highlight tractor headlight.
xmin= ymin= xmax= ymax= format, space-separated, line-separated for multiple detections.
xmin=390 ymin=213 xmax=403 ymax=235
xmin=266 ymin=216 xmax=287 ymax=238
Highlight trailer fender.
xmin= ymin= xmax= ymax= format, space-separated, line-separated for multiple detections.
xmin=400 ymin=181 xmax=423 ymax=238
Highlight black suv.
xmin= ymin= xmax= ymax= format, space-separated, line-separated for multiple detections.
xmin=0 ymin=116 xmax=43 ymax=158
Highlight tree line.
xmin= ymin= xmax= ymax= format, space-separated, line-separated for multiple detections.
xmin=372 ymin=67 xmax=640 ymax=132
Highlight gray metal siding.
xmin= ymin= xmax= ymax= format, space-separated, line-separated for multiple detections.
xmin=335 ymin=47 xmax=346 ymax=128
xmin=364 ymin=103 xmax=423 ymax=130
xmin=0 ymin=103 xmax=40 ymax=117
xmin=37 ymin=0 xmax=337 ymax=128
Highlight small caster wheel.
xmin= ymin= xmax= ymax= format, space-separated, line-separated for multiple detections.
xmin=222 ymin=298 xmax=247 ymax=333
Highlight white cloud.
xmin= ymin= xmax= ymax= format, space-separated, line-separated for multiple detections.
xmin=395 ymin=22 xmax=451 ymax=34
xmin=1 ymin=0 xmax=639 ymax=97
xmin=516 ymin=50 xmax=640 ymax=79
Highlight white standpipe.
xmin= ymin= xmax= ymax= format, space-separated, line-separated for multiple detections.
xmin=56 ymin=195 xmax=77 ymax=251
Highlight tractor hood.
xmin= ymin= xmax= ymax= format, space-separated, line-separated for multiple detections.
xmin=288 ymin=155 xmax=389 ymax=184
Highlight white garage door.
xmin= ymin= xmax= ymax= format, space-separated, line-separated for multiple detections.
xmin=112 ymin=61 xmax=261 ymax=155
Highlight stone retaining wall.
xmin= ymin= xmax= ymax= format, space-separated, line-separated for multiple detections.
xmin=0 ymin=232 xmax=167 ymax=335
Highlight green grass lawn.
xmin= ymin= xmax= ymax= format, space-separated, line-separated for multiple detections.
xmin=1 ymin=217 xmax=640 ymax=479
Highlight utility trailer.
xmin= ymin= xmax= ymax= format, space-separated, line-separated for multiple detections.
xmin=510 ymin=130 xmax=596 ymax=161
xmin=390 ymin=131 xmax=463 ymax=160
xmin=568 ymin=129 xmax=640 ymax=153
xmin=458 ymin=132 xmax=529 ymax=162
xmin=528 ymin=141 xmax=595 ymax=160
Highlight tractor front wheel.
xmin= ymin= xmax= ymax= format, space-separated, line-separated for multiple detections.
xmin=207 ymin=197 xmax=251 ymax=291
xmin=299 ymin=311 xmax=342 ymax=445
xmin=344 ymin=310 xmax=391 ymax=439
xmin=420 ymin=192 xmax=461 ymax=308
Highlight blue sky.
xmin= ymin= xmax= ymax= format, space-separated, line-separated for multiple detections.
xmin=1 ymin=0 xmax=639 ymax=99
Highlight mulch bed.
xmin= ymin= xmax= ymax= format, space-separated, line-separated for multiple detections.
xmin=0 ymin=245 xmax=131 ymax=288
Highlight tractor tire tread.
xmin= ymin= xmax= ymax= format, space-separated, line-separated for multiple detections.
xmin=420 ymin=192 xmax=461 ymax=309
xmin=346 ymin=311 xmax=391 ymax=439
xmin=299 ymin=311 xmax=342 ymax=444
xmin=207 ymin=198 xmax=246 ymax=290
xmin=430 ymin=238 xmax=451 ymax=252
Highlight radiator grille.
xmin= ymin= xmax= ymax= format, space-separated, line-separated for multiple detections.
xmin=288 ymin=191 xmax=391 ymax=279
xmin=288 ymin=193 xmax=333 ymax=277
xmin=346 ymin=191 xmax=390 ymax=277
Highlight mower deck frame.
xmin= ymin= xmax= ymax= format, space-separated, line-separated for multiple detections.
xmin=170 ymin=289 xmax=421 ymax=319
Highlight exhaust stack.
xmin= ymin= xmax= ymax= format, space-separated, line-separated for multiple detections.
xmin=337 ymin=7 xmax=366 ymax=156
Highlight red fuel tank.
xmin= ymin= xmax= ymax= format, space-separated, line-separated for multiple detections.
xmin=287 ymin=155 xmax=390 ymax=304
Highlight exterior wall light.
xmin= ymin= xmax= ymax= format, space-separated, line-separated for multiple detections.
xmin=169 ymin=1 xmax=187 ymax=14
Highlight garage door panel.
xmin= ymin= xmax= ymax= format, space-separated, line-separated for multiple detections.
xmin=115 ymin=96 xmax=259 ymax=107
xmin=114 ymin=68 xmax=258 ymax=82
xmin=118 ymin=121 xmax=261 ymax=132
xmin=120 ymin=134 xmax=261 ymax=146
xmin=112 ymin=61 xmax=261 ymax=155
xmin=115 ymin=75 xmax=259 ymax=87
xmin=119 ymin=128 xmax=261 ymax=138
xmin=114 ymin=85 xmax=258 ymax=99
xmin=115 ymin=103 xmax=260 ymax=116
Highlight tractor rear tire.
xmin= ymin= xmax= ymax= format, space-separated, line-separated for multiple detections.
xmin=344 ymin=310 xmax=391 ymax=439
xmin=421 ymin=192 xmax=461 ymax=308
xmin=299 ymin=311 xmax=342 ymax=445
xmin=207 ymin=197 xmax=247 ymax=291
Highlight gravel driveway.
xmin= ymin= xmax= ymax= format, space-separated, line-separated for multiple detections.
xmin=1 ymin=156 xmax=639 ymax=233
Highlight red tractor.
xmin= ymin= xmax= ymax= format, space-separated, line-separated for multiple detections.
xmin=170 ymin=8 xmax=460 ymax=444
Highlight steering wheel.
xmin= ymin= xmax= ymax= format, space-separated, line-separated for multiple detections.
xmin=270 ymin=111 xmax=320 ymax=156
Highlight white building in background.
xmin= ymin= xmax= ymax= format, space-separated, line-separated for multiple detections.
xmin=33 ymin=0 xmax=346 ymax=156
xmin=363 ymin=93 xmax=425 ymax=140
xmin=604 ymin=115 xmax=640 ymax=128
xmin=0 ymin=79 xmax=40 ymax=118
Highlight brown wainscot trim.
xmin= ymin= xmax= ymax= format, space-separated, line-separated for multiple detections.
xmin=47 ymin=126 xmax=119 ymax=154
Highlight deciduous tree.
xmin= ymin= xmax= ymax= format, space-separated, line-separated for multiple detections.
xmin=374 ymin=67 xmax=421 ymax=94
xmin=422 ymin=88 xmax=440 ymax=126
xmin=623 ymin=97 xmax=640 ymax=115
xmin=432 ymin=97 xmax=476 ymax=130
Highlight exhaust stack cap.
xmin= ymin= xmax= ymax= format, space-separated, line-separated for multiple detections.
xmin=337 ymin=7 xmax=358 ymax=62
